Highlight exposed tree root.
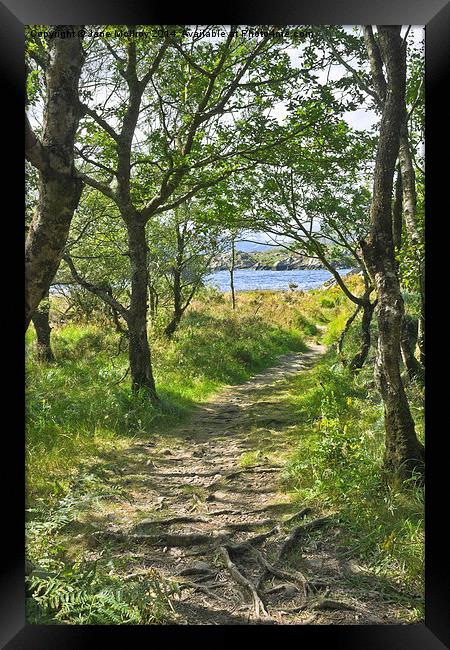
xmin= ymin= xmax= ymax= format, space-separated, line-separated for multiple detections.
xmin=207 ymin=503 xmax=289 ymax=517
xmin=300 ymin=613 xmax=319 ymax=624
xmin=177 ymin=579 xmax=230 ymax=603
xmin=225 ymin=467 xmax=280 ymax=480
xmin=223 ymin=518 xmax=275 ymax=532
xmin=284 ymin=597 xmax=356 ymax=614
xmin=91 ymin=529 xmax=127 ymax=544
xmin=227 ymin=525 xmax=281 ymax=553
xmin=129 ymin=531 xmax=225 ymax=547
xmin=282 ymin=507 xmax=312 ymax=525
xmin=206 ymin=466 xmax=279 ymax=490
xmin=312 ymin=598 xmax=357 ymax=611
xmin=132 ymin=515 xmax=209 ymax=530
xmin=176 ymin=564 xmax=218 ymax=579
xmin=250 ymin=547 xmax=309 ymax=598
xmin=278 ymin=516 xmax=332 ymax=560
xmin=264 ymin=583 xmax=298 ymax=595
xmin=218 ymin=545 xmax=269 ymax=618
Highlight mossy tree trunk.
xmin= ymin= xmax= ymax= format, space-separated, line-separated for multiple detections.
xmin=400 ymin=315 xmax=423 ymax=384
xmin=348 ymin=299 xmax=376 ymax=372
xmin=149 ymin=283 xmax=159 ymax=323
xmin=360 ymin=26 xmax=424 ymax=479
xmin=398 ymin=119 xmax=425 ymax=369
xmin=164 ymin=266 xmax=183 ymax=338
xmin=164 ymin=221 xmax=187 ymax=338
xmin=32 ymin=292 xmax=55 ymax=363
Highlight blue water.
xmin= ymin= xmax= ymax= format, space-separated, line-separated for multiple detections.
xmin=205 ymin=268 xmax=352 ymax=292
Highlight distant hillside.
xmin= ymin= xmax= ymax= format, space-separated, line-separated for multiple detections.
xmin=209 ymin=247 xmax=354 ymax=272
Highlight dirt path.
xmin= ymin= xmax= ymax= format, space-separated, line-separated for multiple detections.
xmin=86 ymin=343 xmax=402 ymax=625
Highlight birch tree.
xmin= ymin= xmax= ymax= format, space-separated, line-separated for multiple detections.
xmin=25 ymin=27 xmax=85 ymax=329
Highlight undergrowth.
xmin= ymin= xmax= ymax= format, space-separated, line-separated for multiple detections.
xmin=282 ymin=304 xmax=424 ymax=619
xmin=26 ymin=472 xmax=179 ymax=624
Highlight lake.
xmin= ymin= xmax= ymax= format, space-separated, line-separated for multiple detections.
xmin=205 ymin=268 xmax=352 ymax=292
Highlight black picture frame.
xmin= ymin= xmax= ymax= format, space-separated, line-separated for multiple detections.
xmin=3 ymin=0 xmax=448 ymax=647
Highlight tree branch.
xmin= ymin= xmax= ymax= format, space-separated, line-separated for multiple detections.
xmin=25 ymin=115 xmax=49 ymax=172
xmin=63 ymin=254 xmax=129 ymax=321
xmin=363 ymin=26 xmax=386 ymax=104
xmin=79 ymin=104 xmax=120 ymax=142
xmin=76 ymin=171 xmax=118 ymax=204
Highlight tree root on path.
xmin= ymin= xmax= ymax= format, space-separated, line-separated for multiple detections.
xmin=224 ymin=467 xmax=280 ymax=480
xmin=224 ymin=508 xmax=321 ymax=554
xmin=227 ymin=525 xmax=282 ymax=553
xmin=213 ymin=513 xmax=333 ymax=616
xmin=278 ymin=516 xmax=333 ymax=560
xmin=285 ymin=598 xmax=357 ymax=614
xmin=177 ymin=578 xmax=230 ymax=603
xmin=93 ymin=508 xmax=342 ymax=622
xmin=282 ymin=507 xmax=312 ymax=525
xmin=132 ymin=515 xmax=209 ymax=531
xmin=223 ymin=518 xmax=276 ymax=532
xmin=250 ymin=547 xmax=309 ymax=598
xmin=218 ymin=545 xmax=269 ymax=618
xmin=206 ymin=467 xmax=279 ymax=490
xmin=176 ymin=564 xmax=219 ymax=580
xmin=92 ymin=507 xmax=337 ymax=620
xmin=264 ymin=583 xmax=298 ymax=596
xmin=129 ymin=531 xmax=226 ymax=547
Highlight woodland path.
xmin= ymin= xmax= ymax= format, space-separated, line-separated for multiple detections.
xmin=87 ymin=342 xmax=403 ymax=625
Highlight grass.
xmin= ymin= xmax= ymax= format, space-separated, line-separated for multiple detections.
xmin=26 ymin=286 xmax=330 ymax=624
xmin=281 ymin=307 xmax=425 ymax=617
xmin=27 ymin=285 xmax=341 ymax=506
xmin=26 ymin=275 xmax=424 ymax=623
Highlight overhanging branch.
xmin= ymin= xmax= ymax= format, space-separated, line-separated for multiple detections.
xmin=63 ymin=254 xmax=129 ymax=321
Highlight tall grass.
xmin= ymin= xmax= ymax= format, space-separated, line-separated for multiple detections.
xmin=282 ymin=306 xmax=424 ymax=617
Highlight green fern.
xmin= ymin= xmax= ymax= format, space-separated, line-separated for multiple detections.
xmin=26 ymin=471 xmax=178 ymax=625
xmin=27 ymin=562 xmax=179 ymax=624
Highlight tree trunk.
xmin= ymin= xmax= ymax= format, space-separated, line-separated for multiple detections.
xmin=149 ymin=284 xmax=158 ymax=323
xmin=25 ymin=29 xmax=84 ymax=329
xmin=360 ymin=26 xmax=424 ymax=479
xmin=392 ymin=165 xmax=403 ymax=265
xmin=230 ymin=237 xmax=236 ymax=310
xmin=127 ymin=221 xmax=158 ymax=401
xmin=398 ymin=120 xmax=425 ymax=368
xmin=338 ymin=300 xmax=375 ymax=372
xmin=338 ymin=304 xmax=361 ymax=365
xmin=31 ymin=292 xmax=55 ymax=363
xmin=417 ymin=268 xmax=425 ymax=366
xmin=398 ymin=123 xmax=417 ymax=238
xmin=348 ymin=300 xmax=375 ymax=371
xmin=164 ymin=268 xmax=183 ymax=338
xmin=400 ymin=315 xmax=423 ymax=383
